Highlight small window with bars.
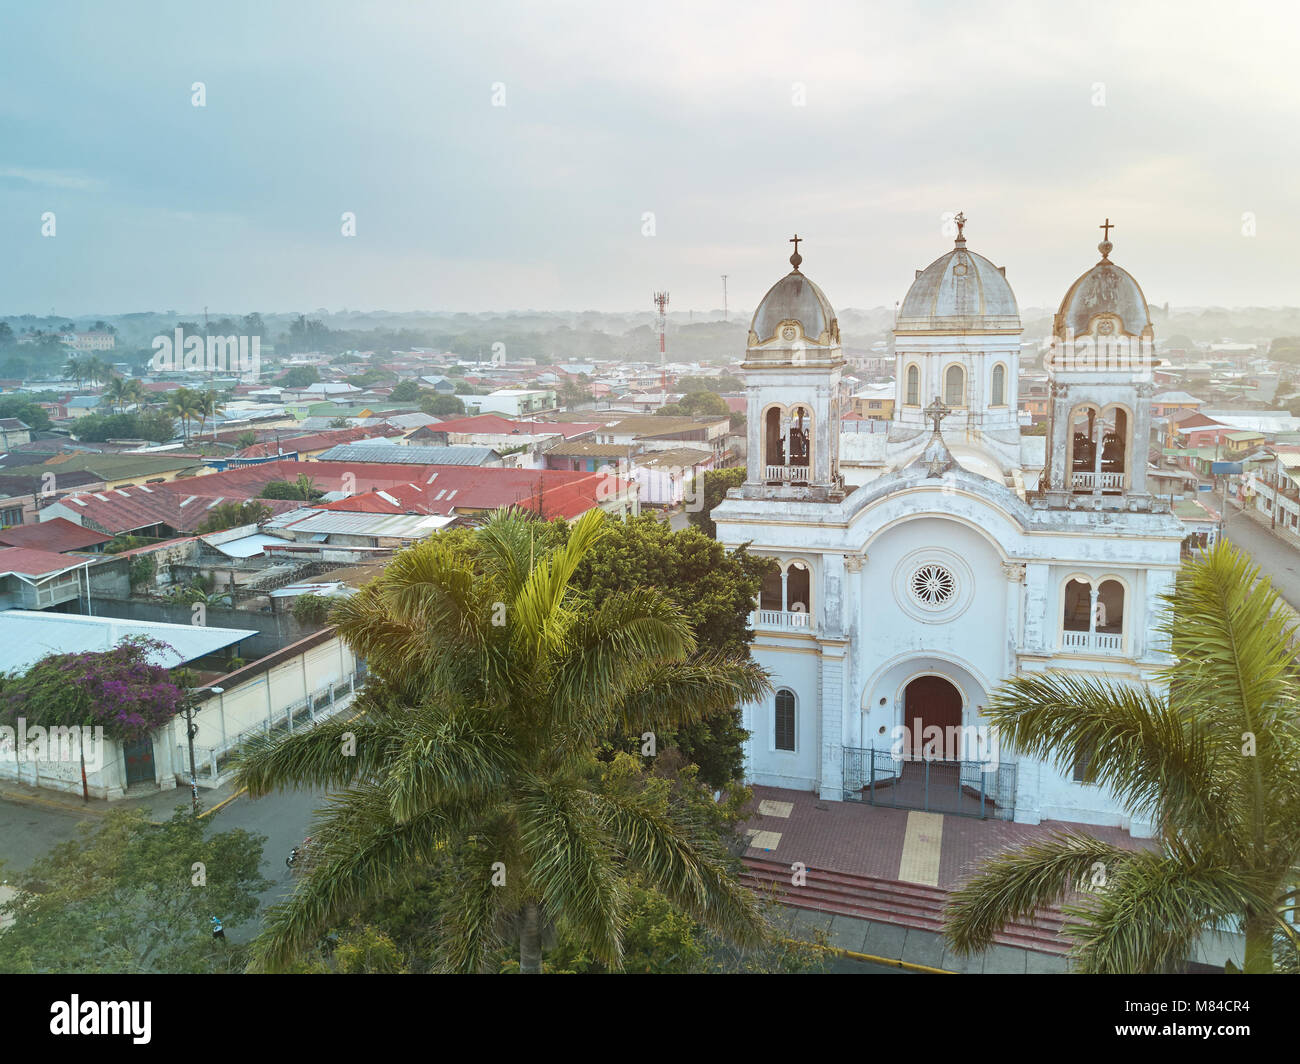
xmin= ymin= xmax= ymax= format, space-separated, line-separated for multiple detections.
xmin=1072 ymin=740 xmax=1096 ymax=783
xmin=774 ymin=689 xmax=796 ymax=751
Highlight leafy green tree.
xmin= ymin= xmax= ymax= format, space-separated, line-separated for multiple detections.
xmin=0 ymin=395 xmax=51 ymax=431
xmin=236 ymin=508 xmax=769 ymax=972
xmin=260 ymin=475 xmax=323 ymax=502
xmin=554 ymin=514 xmax=771 ymax=785
xmin=291 ymin=593 xmax=334 ymax=625
xmin=678 ymin=374 xmax=743 ymax=394
xmin=558 ymin=376 xmax=592 ymax=409
xmin=677 ymin=391 xmax=730 ymax=418
xmin=420 ymin=392 xmax=465 ymax=417
xmin=136 ymin=409 xmax=176 ymax=443
xmin=0 ymin=808 xmax=269 ymax=973
xmin=943 ymin=542 xmax=1300 ymax=974
xmin=688 ymin=466 xmax=746 ymax=539
xmin=388 ymin=380 xmax=422 ymax=402
xmin=235 ymin=430 xmax=258 ymax=449
xmin=280 ymin=366 xmax=320 ymax=389
xmin=0 ymin=322 xmax=14 ymax=347
xmin=328 ymin=416 xmax=352 ymax=428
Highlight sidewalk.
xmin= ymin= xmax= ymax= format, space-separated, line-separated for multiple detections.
xmin=0 ymin=774 xmax=247 ymax=823
xmin=1229 ymin=494 xmax=1300 ymax=553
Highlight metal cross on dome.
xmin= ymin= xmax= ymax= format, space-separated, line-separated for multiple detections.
xmin=924 ymin=396 xmax=951 ymax=434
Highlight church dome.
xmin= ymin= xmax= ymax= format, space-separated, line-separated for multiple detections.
xmin=1055 ymin=231 xmax=1152 ymax=339
xmin=750 ymin=240 xmax=839 ymax=347
xmin=896 ymin=220 xmax=1020 ymax=334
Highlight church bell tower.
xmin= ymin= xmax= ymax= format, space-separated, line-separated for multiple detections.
xmin=739 ymin=236 xmax=845 ymax=503
xmin=1040 ymin=220 xmax=1157 ymax=511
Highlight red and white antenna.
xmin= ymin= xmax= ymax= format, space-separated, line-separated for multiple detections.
xmin=653 ymin=291 xmax=669 ymax=392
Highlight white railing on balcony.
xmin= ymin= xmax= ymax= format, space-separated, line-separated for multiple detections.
xmin=751 ymin=609 xmax=812 ymax=631
xmin=765 ymin=464 xmax=809 ymax=483
xmin=1062 ymin=630 xmax=1123 ymax=653
xmin=1072 ymin=471 xmax=1125 ymax=491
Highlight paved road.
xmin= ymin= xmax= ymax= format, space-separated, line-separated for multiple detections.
xmin=0 ymin=781 xmax=325 ymax=943
xmin=1223 ymin=507 xmax=1300 ymax=611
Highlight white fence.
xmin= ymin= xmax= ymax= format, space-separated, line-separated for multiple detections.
xmin=1061 ymin=630 xmax=1123 ymax=653
xmin=180 ymin=665 xmax=367 ymax=786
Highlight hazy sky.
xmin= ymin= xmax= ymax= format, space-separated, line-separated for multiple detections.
xmin=2 ymin=0 xmax=1297 ymax=317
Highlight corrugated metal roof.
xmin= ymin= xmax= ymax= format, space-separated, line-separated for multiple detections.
xmin=312 ymin=444 xmax=498 ymax=466
xmin=0 ymin=609 xmax=258 ymax=673
xmin=202 ymin=532 xmax=290 ymax=558
xmin=282 ymin=511 xmax=454 ymax=538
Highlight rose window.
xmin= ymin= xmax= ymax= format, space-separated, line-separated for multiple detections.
xmin=910 ymin=564 xmax=957 ymax=608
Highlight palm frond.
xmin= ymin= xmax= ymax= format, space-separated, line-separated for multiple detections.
xmin=383 ymin=704 xmax=518 ymax=823
xmin=590 ymin=785 xmax=767 ymax=948
xmin=249 ymin=785 xmax=453 ymax=970
xmin=515 ymin=778 xmax=625 ymax=968
xmin=596 ymin=652 xmax=770 ymax=738
xmin=234 ymin=715 xmax=403 ymax=798
xmin=984 ymin=672 xmax=1221 ymax=837
xmin=942 ymin=832 xmax=1131 ymax=956
xmin=1068 ymin=847 xmax=1276 ymax=973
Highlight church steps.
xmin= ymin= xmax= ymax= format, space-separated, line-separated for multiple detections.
xmin=741 ymin=856 xmax=1071 ymax=956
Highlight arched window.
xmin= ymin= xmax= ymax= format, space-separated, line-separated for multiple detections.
xmin=905 ymin=364 xmax=920 ymax=406
xmin=774 ymin=689 xmax=796 ymax=751
xmin=991 ymin=364 xmax=1006 ymax=406
xmin=944 ymin=364 xmax=965 ymax=407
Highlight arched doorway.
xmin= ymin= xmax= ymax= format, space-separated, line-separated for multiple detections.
xmin=904 ymin=675 xmax=963 ymax=761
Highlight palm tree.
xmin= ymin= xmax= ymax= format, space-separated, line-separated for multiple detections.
xmin=164 ymin=387 xmax=203 ymax=442
xmin=63 ymin=355 xmax=86 ymax=389
xmin=103 ymin=375 xmax=130 ymax=413
xmin=236 ymin=508 xmax=771 ymax=973
xmin=123 ymin=378 xmax=148 ymax=411
xmin=195 ymin=388 xmax=224 ymax=441
xmin=942 ymin=542 xmax=1300 ymax=973
xmin=83 ymin=357 xmax=109 ymax=387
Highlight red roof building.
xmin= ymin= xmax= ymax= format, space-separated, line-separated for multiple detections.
xmin=309 ymin=467 xmax=635 ymax=520
xmin=0 ymin=517 xmax=113 ymax=552
xmin=0 ymin=546 xmax=93 ymax=577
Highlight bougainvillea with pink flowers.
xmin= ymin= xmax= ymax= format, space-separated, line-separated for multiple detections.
xmin=0 ymin=637 xmax=186 ymax=742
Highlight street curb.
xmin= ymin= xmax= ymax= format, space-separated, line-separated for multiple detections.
xmin=785 ymin=936 xmax=956 ymax=974
xmin=0 ymin=788 xmax=108 ymax=816
xmin=198 ymin=787 xmax=246 ymax=819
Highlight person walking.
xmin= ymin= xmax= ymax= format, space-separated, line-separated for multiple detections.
xmin=211 ymin=915 xmax=225 ymax=942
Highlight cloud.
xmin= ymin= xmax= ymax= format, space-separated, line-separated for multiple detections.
xmin=0 ymin=166 xmax=103 ymax=191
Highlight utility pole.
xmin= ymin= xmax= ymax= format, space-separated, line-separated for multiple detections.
xmin=653 ymin=292 xmax=669 ymax=395
xmin=721 ymin=275 xmax=728 ymax=322
xmin=184 ymin=685 xmax=223 ymax=813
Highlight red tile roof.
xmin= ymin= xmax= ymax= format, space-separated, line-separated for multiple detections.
xmin=169 ymin=459 xmax=450 ymax=498
xmin=0 ymin=517 xmax=113 ymax=552
xmin=0 ymin=546 xmax=90 ymax=577
xmin=415 ymin=413 xmax=529 ymax=435
xmin=310 ymin=467 xmax=632 ymax=520
xmin=44 ymin=487 xmax=302 ymax=535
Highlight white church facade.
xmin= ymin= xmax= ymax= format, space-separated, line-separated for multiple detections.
xmin=713 ymin=222 xmax=1183 ymax=837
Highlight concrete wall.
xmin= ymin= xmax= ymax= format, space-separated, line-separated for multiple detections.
xmin=173 ymin=629 xmax=359 ymax=784
xmin=0 ymin=629 xmax=359 ymax=800
xmin=83 ymin=597 xmax=324 ymax=659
